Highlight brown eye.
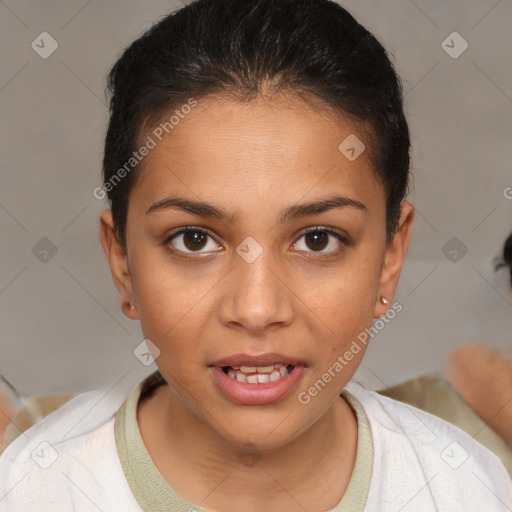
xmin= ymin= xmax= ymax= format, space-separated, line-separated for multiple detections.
xmin=165 ymin=227 xmax=221 ymax=254
xmin=182 ymin=230 xmax=208 ymax=251
xmin=304 ymin=231 xmax=329 ymax=251
xmin=294 ymin=227 xmax=350 ymax=256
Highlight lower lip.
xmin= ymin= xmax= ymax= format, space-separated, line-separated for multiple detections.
xmin=210 ymin=366 xmax=306 ymax=406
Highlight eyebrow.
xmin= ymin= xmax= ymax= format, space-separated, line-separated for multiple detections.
xmin=145 ymin=194 xmax=367 ymax=224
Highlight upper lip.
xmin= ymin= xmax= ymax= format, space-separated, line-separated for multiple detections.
xmin=210 ymin=352 xmax=305 ymax=368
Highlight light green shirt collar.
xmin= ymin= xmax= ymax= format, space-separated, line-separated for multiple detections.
xmin=114 ymin=371 xmax=373 ymax=512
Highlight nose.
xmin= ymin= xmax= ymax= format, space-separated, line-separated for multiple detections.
xmin=218 ymin=248 xmax=294 ymax=335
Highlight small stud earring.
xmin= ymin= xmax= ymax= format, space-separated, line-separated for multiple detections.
xmin=129 ymin=303 xmax=135 ymax=310
xmin=380 ymin=296 xmax=389 ymax=305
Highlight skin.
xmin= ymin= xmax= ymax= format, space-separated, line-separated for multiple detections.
xmin=445 ymin=342 xmax=512 ymax=445
xmin=0 ymin=382 xmax=21 ymax=450
xmin=100 ymin=90 xmax=414 ymax=511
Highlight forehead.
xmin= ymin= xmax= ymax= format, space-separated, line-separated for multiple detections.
xmin=129 ymin=92 xmax=383 ymax=217
xmin=143 ymin=91 xmax=371 ymax=162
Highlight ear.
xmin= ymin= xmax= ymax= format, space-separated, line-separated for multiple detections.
xmin=99 ymin=209 xmax=138 ymax=320
xmin=374 ymin=200 xmax=414 ymax=318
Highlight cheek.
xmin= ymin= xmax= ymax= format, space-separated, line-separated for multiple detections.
xmin=130 ymin=252 xmax=220 ymax=383
xmin=310 ymin=253 xmax=380 ymax=322
xmin=131 ymin=251 xmax=211 ymax=338
xmin=307 ymin=251 xmax=382 ymax=361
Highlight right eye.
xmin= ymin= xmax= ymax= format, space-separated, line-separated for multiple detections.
xmin=164 ymin=227 xmax=223 ymax=255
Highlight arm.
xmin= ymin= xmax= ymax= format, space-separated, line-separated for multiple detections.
xmin=445 ymin=342 xmax=512 ymax=446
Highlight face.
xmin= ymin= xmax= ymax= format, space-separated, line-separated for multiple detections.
xmin=100 ymin=91 xmax=414 ymax=449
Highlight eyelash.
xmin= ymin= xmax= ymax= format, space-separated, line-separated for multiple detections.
xmin=163 ymin=225 xmax=351 ymax=259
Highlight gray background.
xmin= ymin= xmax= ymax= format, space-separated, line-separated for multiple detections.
xmin=1 ymin=0 xmax=511 ymax=396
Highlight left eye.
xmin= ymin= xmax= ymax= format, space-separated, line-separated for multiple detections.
xmin=293 ymin=227 xmax=349 ymax=255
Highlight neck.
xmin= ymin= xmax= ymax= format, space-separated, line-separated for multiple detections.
xmin=138 ymin=384 xmax=358 ymax=512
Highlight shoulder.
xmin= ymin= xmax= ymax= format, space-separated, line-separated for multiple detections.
xmin=345 ymin=380 xmax=512 ymax=511
xmin=0 ymin=384 xmax=139 ymax=511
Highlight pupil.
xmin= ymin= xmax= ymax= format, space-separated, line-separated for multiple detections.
xmin=184 ymin=231 xmax=207 ymax=251
xmin=306 ymin=231 xmax=327 ymax=251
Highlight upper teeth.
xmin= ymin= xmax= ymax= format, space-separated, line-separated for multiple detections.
xmin=226 ymin=364 xmax=291 ymax=383
xmin=238 ymin=364 xmax=283 ymax=374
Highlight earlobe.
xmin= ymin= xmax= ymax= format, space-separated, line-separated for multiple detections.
xmin=99 ymin=209 xmax=138 ymax=320
xmin=373 ymin=200 xmax=415 ymax=319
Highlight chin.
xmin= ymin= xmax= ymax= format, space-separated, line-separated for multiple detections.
xmin=210 ymin=410 xmax=307 ymax=452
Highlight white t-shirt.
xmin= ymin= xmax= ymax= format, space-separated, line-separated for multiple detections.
xmin=0 ymin=372 xmax=511 ymax=511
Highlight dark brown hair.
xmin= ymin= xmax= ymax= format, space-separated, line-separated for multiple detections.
xmin=495 ymin=232 xmax=512 ymax=285
xmin=101 ymin=0 xmax=411 ymax=249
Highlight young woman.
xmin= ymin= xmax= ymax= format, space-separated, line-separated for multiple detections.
xmin=1 ymin=1 xmax=511 ymax=510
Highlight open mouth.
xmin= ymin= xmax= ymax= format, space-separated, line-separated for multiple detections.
xmin=211 ymin=360 xmax=305 ymax=405
xmin=222 ymin=363 xmax=295 ymax=383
